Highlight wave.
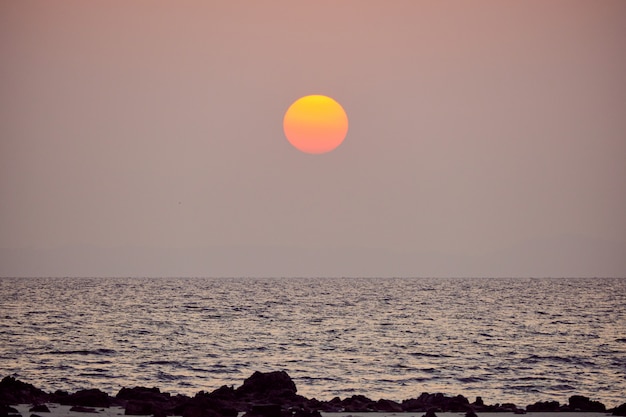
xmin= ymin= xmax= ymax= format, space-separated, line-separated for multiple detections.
xmin=45 ymin=348 xmax=117 ymax=356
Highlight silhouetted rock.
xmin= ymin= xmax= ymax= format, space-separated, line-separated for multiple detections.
xmin=0 ymin=372 xmax=620 ymax=416
xmin=500 ymin=403 xmax=520 ymax=413
xmin=567 ymin=395 xmax=606 ymax=412
xmin=612 ymin=402 xmax=626 ymax=416
xmin=0 ymin=376 xmax=50 ymax=405
xmin=526 ymin=400 xmax=561 ymax=412
xmin=180 ymin=404 xmax=222 ymax=417
xmin=0 ymin=404 xmax=21 ymax=417
xmin=172 ymin=390 xmax=237 ymax=417
xmin=234 ymin=371 xmax=308 ymax=412
xmin=69 ymin=406 xmax=97 ymax=413
xmin=117 ymin=386 xmax=170 ymax=403
xmin=402 ymin=392 xmax=470 ymax=412
xmin=423 ymin=408 xmax=438 ymax=417
xmin=59 ymin=389 xmax=111 ymax=408
xmin=28 ymin=405 xmax=49 ymax=413
xmin=125 ymin=400 xmax=168 ymax=417
xmin=236 ymin=371 xmax=296 ymax=400
xmin=340 ymin=395 xmax=375 ymax=412
xmin=242 ymin=404 xmax=282 ymax=417
xmin=374 ymin=399 xmax=403 ymax=412
xmin=292 ymin=408 xmax=321 ymax=417
xmin=117 ymin=386 xmax=174 ymax=417
xmin=208 ymin=386 xmax=236 ymax=403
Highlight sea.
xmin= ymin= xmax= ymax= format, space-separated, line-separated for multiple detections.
xmin=1 ymin=277 xmax=624 ymax=408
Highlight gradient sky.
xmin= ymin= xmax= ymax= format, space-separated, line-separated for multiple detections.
xmin=2 ymin=1 xmax=625 ymax=277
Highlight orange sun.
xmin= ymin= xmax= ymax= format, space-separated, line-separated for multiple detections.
xmin=283 ymin=95 xmax=348 ymax=154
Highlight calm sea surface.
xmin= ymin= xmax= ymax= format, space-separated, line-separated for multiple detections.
xmin=1 ymin=278 xmax=624 ymax=407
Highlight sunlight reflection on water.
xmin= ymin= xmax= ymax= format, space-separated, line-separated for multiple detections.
xmin=1 ymin=277 xmax=625 ymax=407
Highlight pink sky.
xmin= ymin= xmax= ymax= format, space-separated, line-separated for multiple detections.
xmin=1 ymin=1 xmax=625 ymax=277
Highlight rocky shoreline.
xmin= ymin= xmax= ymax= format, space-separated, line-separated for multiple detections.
xmin=1 ymin=372 xmax=625 ymax=417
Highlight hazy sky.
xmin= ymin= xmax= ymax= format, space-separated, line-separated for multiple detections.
xmin=2 ymin=1 xmax=625 ymax=277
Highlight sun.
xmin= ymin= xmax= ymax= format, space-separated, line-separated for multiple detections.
xmin=283 ymin=95 xmax=348 ymax=154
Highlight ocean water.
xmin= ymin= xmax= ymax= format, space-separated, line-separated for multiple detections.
xmin=1 ymin=277 xmax=624 ymax=408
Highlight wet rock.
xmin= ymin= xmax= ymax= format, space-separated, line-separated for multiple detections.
xmin=28 ymin=405 xmax=49 ymax=413
xmin=0 ymin=376 xmax=50 ymax=405
xmin=612 ymin=402 xmax=626 ymax=416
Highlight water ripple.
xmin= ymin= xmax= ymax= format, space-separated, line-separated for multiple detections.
xmin=0 ymin=277 xmax=625 ymax=408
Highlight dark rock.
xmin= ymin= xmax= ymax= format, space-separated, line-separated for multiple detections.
xmin=69 ymin=406 xmax=97 ymax=413
xmin=340 ymin=395 xmax=375 ymax=412
xmin=423 ymin=408 xmax=438 ymax=417
xmin=473 ymin=397 xmax=484 ymax=407
xmin=125 ymin=400 xmax=158 ymax=416
xmin=117 ymin=387 xmax=169 ymax=403
xmin=180 ymin=404 xmax=221 ymax=417
xmin=448 ymin=395 xmax=471 ymax=412
xmin=242 ymin=404 xmax=282 ymax=417
xmin=31 ymin=414 xmax=43 ymax=417
xmin=60 ymin=389 xmax=111 ymax=408
xmin=321 ymin=397 xmax=343 ymax=412
xmin=28 ymin=406 xmax=49 ymax=413
xmin=526 ymin=400 xmax=561 ymax=412
xmin=1 ymin=405 xmax=21 ymax=417
xmin=118 ymin=386 xmax=174 ymax=417
xmin=612 ymin=402 xmax=626 ymax=416
xmin=236 ymin=372 xmax=296 ymax=397
xmin=234 ymin=371 xmax=307 ymax=411
xmin=0 ymin=376 xmax=50 ymax=405
xmin=500 ymin=403 xmax=519 ymax=413
xmin=208 ymin=386 xmax=236 ymax=402
xmin=292 ymin=408 xmax=321 ymax=417
xmin=172 ymin=391 xmax=237 ymax=417
xmin=374 ymin=399 xmax=402 ymax=412
xmin=465 ymin=411 xmax=478 ymax=417
xmin=568 ymin=395 xmax=606 ymax=412
xmin=402 ymin=392 xmax=470 ymax=412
